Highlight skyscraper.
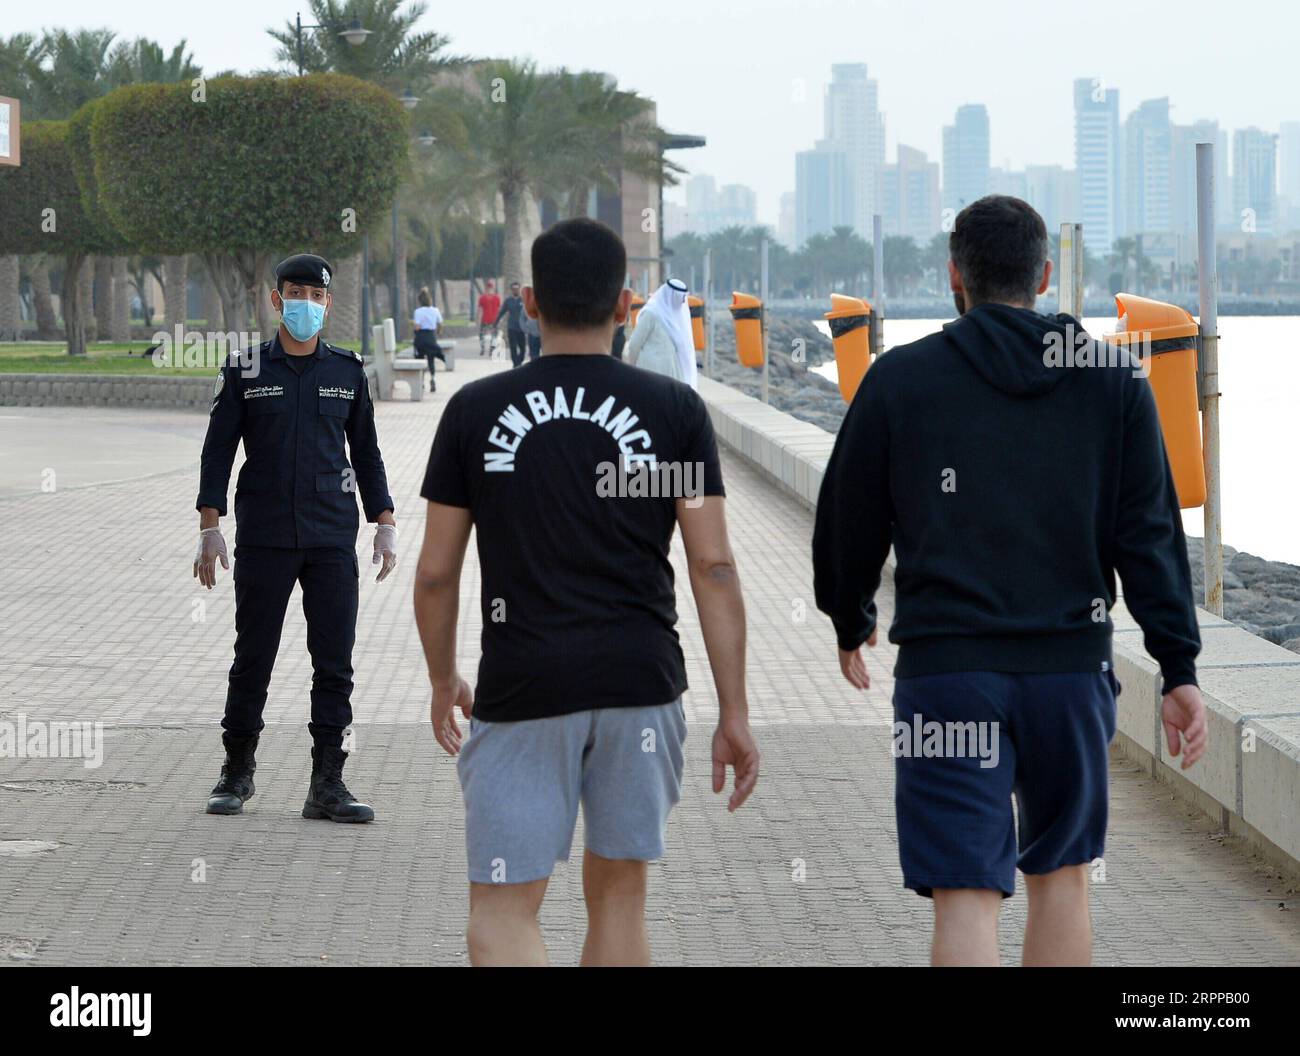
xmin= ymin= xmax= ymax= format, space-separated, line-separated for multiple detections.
xmin=1125 ymin=98 xmax=1173 ymax=236
xmin=1074 ymin=78 xmax=1122 ymax=251
xmin=795 ymin=145 xmax=854 ymax=246
xmin=880 ymin=144 xmax=941 ymax=242
xmin=1279 ymin=121 xmax=1300 ymax=232
xmin=1170 ymin=120 xmax=1230 ymax=236
xmin=679 ymin=174 xmax=758 ymax=234
xmin=778 ymin=191 xmax=797 ymax=248
xmin=1024 ymin=165 xmax=1078 ymax=234
xmin=942 ymin=104 xmax=990 ymax=213
xmin=821 ymin=63 xmax=886 ymax=238
xmin=1233 ymin=127 xmax=1278 ymax=234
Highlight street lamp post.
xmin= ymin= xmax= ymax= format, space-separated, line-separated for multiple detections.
xmin=289 ymin=12 xmax=371 ymax=354
xmin=293 ymin=14 xmax=371 ymax=76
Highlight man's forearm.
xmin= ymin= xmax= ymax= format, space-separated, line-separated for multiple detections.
xmin=690 ymin=563 xmax=748 ymax=722
xmin=198 ymin=506 xmax=220 ymax=530
xmin=414 ymin=578 xmax=460 ymax=688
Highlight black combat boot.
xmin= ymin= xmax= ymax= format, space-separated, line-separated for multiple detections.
xmin=206 ymin=732 xmax=258 ymax=815
xmin=302 ymin=745 xmax=374 ymax=823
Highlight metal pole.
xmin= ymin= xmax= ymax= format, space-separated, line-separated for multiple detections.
xmin=361 ymin=232 xmax=371 ymax=359
xmin=703 ymin=249 xmax=713 ymax=380
xmin=871 ymin=214 xmax=884 ymax=359
xmin=295 ymin=14 xmax=305 ymax=76
xmin=1196 ymin=142 xmax=1224 ymax=616
xmin=1058 ymin=223 xmax=1074 ymax=316
xmin=391 ymin=203 xmax=402 ymax=340
xmin=759 ymin=237 xmax=769 ymax=404
xmin=1072 ymin=224 xmax=1084 ymax=321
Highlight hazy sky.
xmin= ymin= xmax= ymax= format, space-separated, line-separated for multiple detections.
xmin=11 ymin=0 xmax=1298 ymax=223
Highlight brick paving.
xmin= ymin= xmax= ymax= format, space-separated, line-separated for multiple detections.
xmin=1 ymin=357 xmax=1297 ymax=966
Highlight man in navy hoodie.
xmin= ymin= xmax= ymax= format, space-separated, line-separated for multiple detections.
xmin=812 ymin=195 xmax=1207 ymax=966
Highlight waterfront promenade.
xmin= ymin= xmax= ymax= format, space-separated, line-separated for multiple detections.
xmin=1 ymin=357 xmax=1297 ymax=966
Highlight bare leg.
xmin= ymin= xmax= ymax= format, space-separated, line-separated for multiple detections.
xmin=580 ymin=851 xmax=650 ymax=967
xmin=467 ymin=878 xmax=549 ymax=966
xmin=1023 ymin=865 xmax=1092 ymax=966
xmin=931 ymin=888 xmax=1002 ymax=966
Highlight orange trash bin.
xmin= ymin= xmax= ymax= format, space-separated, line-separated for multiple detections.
xmin=729 ymin=292 xmax=764 ymax=368
xmin=1107 ymin=293 xmax=1206 ymax=509
xmin=824 ymin=293 xmax=873 ymax=403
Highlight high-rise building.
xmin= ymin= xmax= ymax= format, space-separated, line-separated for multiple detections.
xmin=1074 ymin=78 xmax=1122 ymax=251
xmin=1125 ymin=98 xmax=1173 ymax=236
xmin=1024 ymin=165 xmax=1078 ymax=234
xmin=942 ymin=104 xmax=991 ymax=213
xmin=684 ymin=173 xmax=717 ymax=225
xmin=715 ymin=183 xmax=758 ymax=229
xmin=1170 ymin=120 xmax=1231 ymax=236
xmin=1233 ymin=127 xmax=1278 ymax=234
xmin=795 ymin=145 xmax=854 ymax=245
xmin=989 ymin=166 xmax=1028 ymax=200
xmin=778 ymin=191 xmax=797 ymax=248
xmin=821 ymin=63 xmax=886 ymax=238
xmin=1278 ymin=121 xmax=1300 ymax=233
xmin=676 ymin=174 xmax=758 ymax=234
xmin=880 ymin=144 xmax=941 ymax=242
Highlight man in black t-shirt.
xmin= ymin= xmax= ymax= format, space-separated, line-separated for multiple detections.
xmin=415 ymin=218 xmax=759 ymax=967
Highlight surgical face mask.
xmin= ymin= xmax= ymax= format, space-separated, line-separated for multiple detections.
xmin=279 ymin=297 xmax=327 ymax=341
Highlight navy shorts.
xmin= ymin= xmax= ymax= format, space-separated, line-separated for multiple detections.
xmin=892 ymin=669 xmax=1119 ymax=898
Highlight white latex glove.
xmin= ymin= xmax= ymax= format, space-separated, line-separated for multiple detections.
xmin=372 ymin=523 xmax=398 ymax=582
xmin=193 ymin=527 xmax=229 ymax=590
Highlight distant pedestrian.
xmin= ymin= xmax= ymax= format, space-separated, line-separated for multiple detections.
xmin=812 ymin=195 xmax=1206 ymax=966
xmin=626 ymin=279 xmax=696 ymax=389
xmin=497 ymin=281 xmax=527 ymax=367
xmin=412 ymin=287 xmax=445 ymax=393
xmin=522 ymin=310 xmax=541 ymax=361
xmin=478 ymin=280 xmax=501 ymax=357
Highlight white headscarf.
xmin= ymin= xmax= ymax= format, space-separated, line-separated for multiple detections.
xmin=641 ymin=279 xmax=696 ymax=389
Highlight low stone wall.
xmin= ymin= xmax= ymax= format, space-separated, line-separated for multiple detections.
xmin=0 ymin=373 xmax=215 ymax=410
xmin=697 ymin=373 xmax=1300 ymax=871
xmin=2 ymin=367 xmax=383 ymax=409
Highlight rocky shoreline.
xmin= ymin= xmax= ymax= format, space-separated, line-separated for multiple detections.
xmin=702 ymin=312 xmax=1300 ymax=657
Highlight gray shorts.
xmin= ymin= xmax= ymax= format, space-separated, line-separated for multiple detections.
xmin=456 ymin=700 xmax=687 ymax=885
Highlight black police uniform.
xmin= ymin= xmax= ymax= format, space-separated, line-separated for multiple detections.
xmin=197 ymin=295 xmax=393 ymax=750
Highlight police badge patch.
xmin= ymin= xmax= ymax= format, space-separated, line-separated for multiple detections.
xmin=210 ymin=370 xmax=225 ymax=414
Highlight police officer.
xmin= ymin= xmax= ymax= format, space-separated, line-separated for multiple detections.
xmin=193 ymin=253 xmax=397 ymax=823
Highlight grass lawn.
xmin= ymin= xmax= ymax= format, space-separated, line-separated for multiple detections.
xmin=0 ymin=337 xmax=363 ymax=375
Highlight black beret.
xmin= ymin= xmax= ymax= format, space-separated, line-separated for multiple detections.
xmin=275 ymin=253 xmax=333 ymax=289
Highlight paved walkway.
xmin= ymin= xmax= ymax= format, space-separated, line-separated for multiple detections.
xmin=1 ymin=357 xmax=1297 ymax=966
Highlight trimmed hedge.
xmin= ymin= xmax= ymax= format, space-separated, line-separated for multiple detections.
xmin=89 ymin=74 xmax=410 ymax=257
xmin=0 ymin=121 xmax=105 ymax=255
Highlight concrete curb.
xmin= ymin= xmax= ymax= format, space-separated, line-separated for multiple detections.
xmin=697 ymin=372 xmax=1300 ymax=871
xmin=2 ymin=368 xmax=384 ymax=408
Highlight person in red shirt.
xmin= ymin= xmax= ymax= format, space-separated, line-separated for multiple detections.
xmin=478 ymin=281 xmax=502 ymax=357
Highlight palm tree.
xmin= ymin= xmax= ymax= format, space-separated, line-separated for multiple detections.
xmin=24 ymin=29 xmax=117 ymax=119
xmin=268 ymin=0 xmax=461 ymax=85
xmin=882 ymin=236 xmax=922 ymax=297
xmin=545 ymin=70 xmax=681 ymax=221
xmin=106 ymin=38 xmax=200 ymax=88
xmin=707 ymin=225 xmax=758 ymax=294
xmin=448 ymin=61 xmax=561 ymax=285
